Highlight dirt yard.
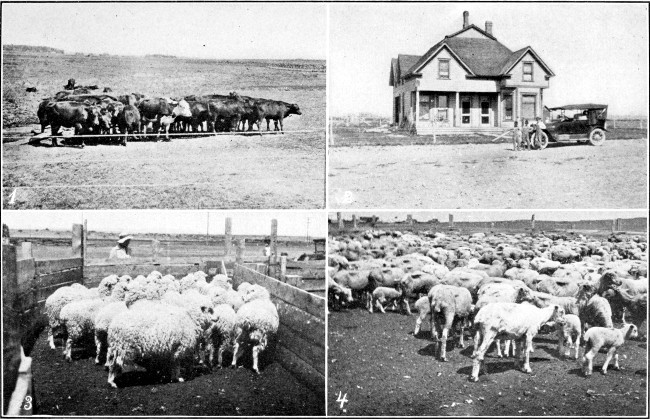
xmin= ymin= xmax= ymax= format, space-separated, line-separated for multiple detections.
xmin=2 ymin=52 xmax=325 ymax=209
xmin=3 ymin=131 xmax=324 ymax=209
xmin=327 ymin=309 xmax=647 ymax=416
xmin=328 ymin=139 xmax=647 ymax=209
xmin=30 ymin=333 xmax=323 ymax=415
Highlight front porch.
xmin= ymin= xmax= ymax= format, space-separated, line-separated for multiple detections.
xmin=412 ymin=90 xmax=502 ymax=132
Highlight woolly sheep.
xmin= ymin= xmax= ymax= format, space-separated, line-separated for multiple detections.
xmin=428 ymin=284 xmax=473 ymax=361
xmin=576 ymin=283 xmax=613 ymax=331
xmin=59 ymin=275 xmax=124 ymax=362
xmin=44 ymin=283 xmax=95 ymax=349
xmin=582 ymin=323 xmax=638 ymax=376
xmin=207 ymin=304 xmax=238 ymax=368
xmin=93 ymin=281 xmax=130 ymax=365
xmin=209 ymin=287 xmax=245 ymax=311
xmin=231 ymin=285 xmax=278 ymax=374
xmin=471 ymin=302 xmax=565 ymax=381
xmin=236 ymin=281 xmax=252 ymax=296
xmin=106 ymin=301 xmax=211 ymax=387
xmin=371 ymin=286 xmax=403 ymax=314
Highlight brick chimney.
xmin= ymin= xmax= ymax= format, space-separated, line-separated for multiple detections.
xmin=485 ymin=21 xmax=493 ymax=35
xmin=463 ymin=11 xmax=469 ymax=28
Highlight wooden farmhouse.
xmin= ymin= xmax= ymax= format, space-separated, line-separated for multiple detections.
xmin=389 ymin=11 xmax=554 ymax=134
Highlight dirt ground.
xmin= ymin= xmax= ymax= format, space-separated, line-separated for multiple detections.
xmin=328 ymin=139 xmax=647 ymax=209
xmin=3 ymin=131 xmax=324 ymax=209
xmin=327 ymin=309 xmax=647 ymax=416
xmin=30 ymin=332 xmax=324 ymax=416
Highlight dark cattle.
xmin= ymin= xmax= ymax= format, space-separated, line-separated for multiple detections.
xmin=98 ymin=109 xmax=113 ymax=135
xmin=138 ymin=98 xmax=175 ymax=137
xmin=64 ymin=78 xmax=76 ymax=90
xmin=118 ymin=94 xmax=137 ymax=106
xmin=26 ymin=87 xmax=37 ymax=93
xmin=229 ymin=93 xmax=263 ymax=131
xmin=207 ymin=98 xmax=245 ymax=132
xmin=103 ymin=87 xmax=112 ymax=93
xmin=187 ymin=101 xmax=212 ymax=132
xmin=256 ymin=100 xmax=302 ymax=132
xmin=86 ymin=85 xmax=99 ymax=90
xmin=73 ymin=87 xmax=90 ymax=94
xmin=116 ymin=105 xmax=141 ymax=146
xmin=37 ymin=100 xmax=50 ymax=133
xmin=43 ymin=101 xmax=100 ymax=147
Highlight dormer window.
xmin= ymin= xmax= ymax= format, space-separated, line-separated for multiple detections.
xmin=438 ymin=59 xmax=450 ymax=79
xmin=523 ymin=62 xmax=533 ymax=82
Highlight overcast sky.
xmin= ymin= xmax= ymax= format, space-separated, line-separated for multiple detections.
xmin=330 ymin=211 xmax=649 ymax=223
xmin=2 ymin=3 xmax=326 ymax=60
xmin=3 ymin=211 xmax=327 ymax=238
xmin=330 ymin=3 xmax=649 ymax=117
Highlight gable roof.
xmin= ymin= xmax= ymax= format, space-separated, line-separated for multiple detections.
xmin=394 ymin=20 xmax=554 ymax=81
xmin=498 ymin=46 xmax=555 ymax=77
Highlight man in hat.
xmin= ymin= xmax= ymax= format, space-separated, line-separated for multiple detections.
xmin=109 ymin=232 xmax=133 ymax=259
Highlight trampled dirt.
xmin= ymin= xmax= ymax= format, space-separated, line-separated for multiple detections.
xmin=30 ymin=332 xmax=324 ymax=416
xmin=327 ymin=309 xmax=647 ymax=416
xmin=328 ymin=139 xmax=648 ymax=209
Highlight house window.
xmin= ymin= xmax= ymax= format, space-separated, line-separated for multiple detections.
xmin=438 ymin=59 xmax=450 ymax=79
xmin=521 ymin=95 xmax=536 ymax=120
xmin=523 ymin=62 xmax=533 ymax=82
xmin=503 ymin=94 xmax=513 ymax=120
xmin=437 ymin=95 xmax=448 ymax=121
xmin=419 ymin=93 xmax=434 ymax=120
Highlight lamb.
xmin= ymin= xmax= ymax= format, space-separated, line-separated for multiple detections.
xmin=231 ymin=284 xmax=279 ymax=374
xmin=59 ymin=275 xmax=124 ymax=362
xmin=106 ymin=301 xmax=211 ymax=387
xmin=413 ymin=296 xmax=431 ymax=336
xmin=556 ymin=314 xmax=581 ymax=360
xmin=371 ymin=286 xmax=403 ymax=314
xmin=582 ymin=323 xmax=638 ymax=376
xmin=44 ymin=282 xmax=95 ymax=349
xmin=428 ymin=284 xmax=473 ymax=361
xmin=470 ymin=303 xmax=565 ymax=381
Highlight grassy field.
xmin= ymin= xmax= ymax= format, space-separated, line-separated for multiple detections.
xmin=2 ymin=51 xmax=325 ymax=209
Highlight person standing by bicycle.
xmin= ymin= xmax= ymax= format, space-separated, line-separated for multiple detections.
xmin=522 ymin=119 xmax=531 ymax=150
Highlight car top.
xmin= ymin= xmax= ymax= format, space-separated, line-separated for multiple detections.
xmin=548 ymin=104 xmax=608 ymax=111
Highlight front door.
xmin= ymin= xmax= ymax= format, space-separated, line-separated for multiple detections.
xmin=480 ymin=97 xmax=491 ymax=126
xmin=461 ymin=96 xmax=471 ymax=126
xmin=394 ymin=97 xmax=400 ymax=124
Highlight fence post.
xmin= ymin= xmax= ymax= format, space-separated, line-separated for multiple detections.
xmin=151 ymin=239 xmax=161 ymax=263
xmin=280 ymin=255 xmax=287 ymax=281
xmin=449 ymin=214 xmax=454 ymax=229
xmin=531 ymin=214 xmax=535 ymax=230
xmin=235 ymin=239 xmax=246 ymax=265
xmin=611 ymin=219 xmax=616 ymax=232
xmin=72 ymin=224 xmax=83 ymax=257
xmin=271 ymin=219 xmax=278 ymax=264
xmin=20 ymin=242 xmax=33 ymax=260
xmin=337 ymin=212 xmax=344 ymax=229
xmin=352 ymin=214 xmax=358 ymax=229
xmin=224 ymin=217 xmax=232 ymax=256
xmin=407 ymin=214 xmax=413 ymax=226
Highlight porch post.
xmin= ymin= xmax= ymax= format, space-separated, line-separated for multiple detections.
xmin=497 ymin=92 xmax=502 ymax=128
xmin=455 ymin=92 xmax=460 ymax=127
xmin=415 ymin=89 xmax=420 ymax=128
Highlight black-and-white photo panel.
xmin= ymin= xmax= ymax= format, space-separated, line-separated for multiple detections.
xmin=2 ymin=210 xmax=325 ymax=415
xmin=327 ymin=210 xmax=648 ymax=416
xmin=328 ymin=3 xmax=648 ymax=209
xmin=2 ymin=3 xmax=326 ymax=209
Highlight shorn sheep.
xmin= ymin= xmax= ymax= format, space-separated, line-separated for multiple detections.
xmin=471 ymin=303 xmax=565 ymax=381
xmin=413 ymin=296 xmax=431 ymax=336
xmin=231 ymin=284 xmax=279 ymax=374
xmin=556 ymin=314 xmax=581 ymax=360
xmin=428 ymin=284 xmax=473 ymax=361
xmin=582 ymin=323 xmax=638 ymax=376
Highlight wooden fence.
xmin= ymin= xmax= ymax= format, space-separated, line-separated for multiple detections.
xmin=233 ymin=264 xmax=325 ymax=397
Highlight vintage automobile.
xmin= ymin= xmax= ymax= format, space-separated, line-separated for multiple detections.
xmin=530 ymin=104 xmax=608 ymax=149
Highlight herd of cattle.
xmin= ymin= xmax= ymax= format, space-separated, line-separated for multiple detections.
xmin=33 ymin=79 xmax=302 ymax=147
xmin=328 ymin=229 xmax=647 ymax=381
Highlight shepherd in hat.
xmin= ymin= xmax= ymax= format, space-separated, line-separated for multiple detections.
xmin=109 ymin=232 xmax=133 ymax=259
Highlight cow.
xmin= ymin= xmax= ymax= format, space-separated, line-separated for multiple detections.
xmin=229 ymin=93 xmax=262 ymax=131
xmin=255 ymin=100 xmax=302 ymax=132
xmin=116 ymin=105 xmax=141 ymax=146
xmin=185 ymin=101 xmax=213 ymax=132
xmin=64 ymin=78 xmax=76 ymax=90
xmin=26 ymin=87 xmax=37 ymax=93
xmin=137 ymin=98 xmax=175 ymax=140
xmin=207 ymin=98 xmax=245 ymax=132
xmin=43 ymin=101 xmax=100 ymax=147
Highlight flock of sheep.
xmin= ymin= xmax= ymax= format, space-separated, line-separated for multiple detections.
xmin=45 ymin=270 xmax=279 ymax=387
xmin=328 ymin=229 xmax=647 ymax=381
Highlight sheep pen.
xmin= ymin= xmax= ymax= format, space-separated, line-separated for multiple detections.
xmin=327 ymin=225 xmax=647 ymax=416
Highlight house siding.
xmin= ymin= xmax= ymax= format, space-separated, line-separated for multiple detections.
xmin=503 ymin=52 xmax=550 ymax=88
xmin=418 ymin=48 xmax=497 ymax=93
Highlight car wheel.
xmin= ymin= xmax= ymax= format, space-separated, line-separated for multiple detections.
xmin=531 ymin=131 xmax=549 ymax=150
xmin=588 ymin=128 xmax=606 ymax=146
